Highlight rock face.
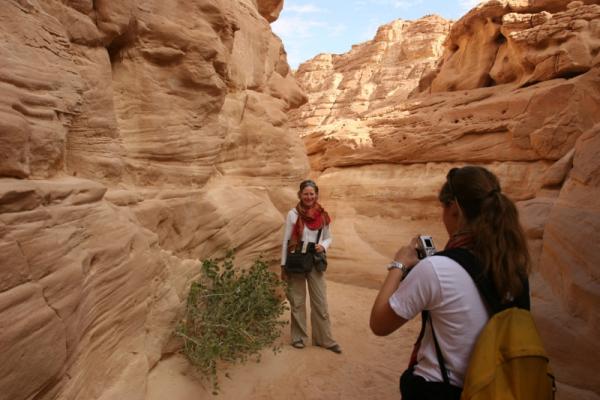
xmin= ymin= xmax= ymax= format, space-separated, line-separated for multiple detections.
xmin=292 ymin=2 xmax=600 ymax=398
xmin=432 ymin=0 xmax=600 ymax=91
xmin=0 ymin=0 xmax=306 ymax=399
xmin=290 ymin=15 xmax=451 ymax=170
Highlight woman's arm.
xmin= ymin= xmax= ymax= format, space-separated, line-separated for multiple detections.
xmin=370 ymin=269 xmax=408 ymax=335
xmin=280 ymin=210 xmax=296 ymax=279
xmin=370 ymin=237 xmax=420 ymax=336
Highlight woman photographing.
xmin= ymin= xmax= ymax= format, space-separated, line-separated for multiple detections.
xmin=281 ymin=179 xmax=342 ymax=354
xmin=370 ymin=166 xmax=531 ymax=399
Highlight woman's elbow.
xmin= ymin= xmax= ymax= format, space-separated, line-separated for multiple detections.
xmin=369 ymin=312 xmax=392 ymax=336
xmin=370 ymin=307 xmax=406 ymax=336
xmin=370 ymin=320 xmax=390 ymax=336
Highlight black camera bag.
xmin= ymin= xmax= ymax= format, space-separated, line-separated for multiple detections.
xmin=285 ymin=250 xmax=314 ymax=273
xmin=285 ymin=229 xmax=323 ymax=274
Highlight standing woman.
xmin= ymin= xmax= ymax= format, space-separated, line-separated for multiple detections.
xmin=281 ymin=180 xmax=342 ymax=354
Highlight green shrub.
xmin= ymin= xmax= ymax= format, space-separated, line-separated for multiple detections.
xmin=176 ymin=251 xmax=288 ymax=393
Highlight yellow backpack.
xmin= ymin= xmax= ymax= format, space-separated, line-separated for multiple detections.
xmin=439 ymin=249 xmax=556 ymax=400
xmin=460 ymin=307 xmax=555 ymax=400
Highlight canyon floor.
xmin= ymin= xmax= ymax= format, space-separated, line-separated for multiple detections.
xmin=146 ymin=271 xmax=598 ymax=400
xmin=147 ymin=277 xmax=421 ymax=400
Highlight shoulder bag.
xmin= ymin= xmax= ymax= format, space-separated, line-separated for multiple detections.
xmin=285 ymin=229 xmax=325 ymax=273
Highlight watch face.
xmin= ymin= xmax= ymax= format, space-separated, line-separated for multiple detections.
xmin=388 ymin=261 xmax=404 ymax=271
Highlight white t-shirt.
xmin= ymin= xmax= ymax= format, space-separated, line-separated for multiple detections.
xmin=389 ymin=255 xmax=489 ymax=387
xmin=281 ymin=208 xmax=332 ymax=266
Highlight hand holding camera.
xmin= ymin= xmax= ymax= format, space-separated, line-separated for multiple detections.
xmin=390 ymin=235 xmax=437 ymax=278
xmin=392 ymin=236 xmax=420 ymax=270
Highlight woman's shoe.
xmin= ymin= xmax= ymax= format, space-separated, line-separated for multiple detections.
xmin=326 ymin=344 xmax=342 ymax=354
xmin=292 ymin=340 xmax=305 ymax=349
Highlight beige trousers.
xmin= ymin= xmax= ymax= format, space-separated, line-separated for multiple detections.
xmin=286 ymin=268 xmax=337 ymax=348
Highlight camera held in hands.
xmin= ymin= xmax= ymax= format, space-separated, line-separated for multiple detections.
xmin=416 ymin=235 xmax=436 ymax=259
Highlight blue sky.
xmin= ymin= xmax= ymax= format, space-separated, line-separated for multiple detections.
xmin=272 ymin=0 xmax=480 ymax=68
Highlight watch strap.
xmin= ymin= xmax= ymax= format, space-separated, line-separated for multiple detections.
xmin=387 ymin=260 xmax=410 ymax=279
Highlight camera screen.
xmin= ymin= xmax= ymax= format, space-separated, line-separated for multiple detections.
xmin=424 ymin=238 xmax=432 ymax=247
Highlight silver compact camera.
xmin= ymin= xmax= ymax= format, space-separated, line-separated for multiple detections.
xmin=416 ymin=235 xmax=436 ymax=259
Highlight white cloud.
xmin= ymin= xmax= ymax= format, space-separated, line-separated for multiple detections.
xmin=273 ymin=3 xmax=334 ymax=68
xmin=272 ymin=16 xmax=326 ymax=39
xmin=285 ymin=4 xmax=324 ymax=13
xmin=328 ymin=23 xmax=347 ymax=37
xmin=272 ymin=17 xmax=345 ymax=69
xmin=392 ymin=0 xmax=423 ymax=8
xmin=353 ymin=0 xmax=422 ymax=8
xmin=460 ymin=0 xmax=481 ymax=10
xmin=282 ymin=43 xmax=304 ymax=69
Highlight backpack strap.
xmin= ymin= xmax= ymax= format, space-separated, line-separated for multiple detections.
xmin=436 ymin=248 xmax=502 ymax=313
xmin=408 ymin=310 xmax=452 ymax=386
xmin=426 ymin=310 xmax=451 ymax=386
xmin=436 ymin=248 xmax=530 ymax=313
xmin=408 ymin=311 xmax=428 ymax=368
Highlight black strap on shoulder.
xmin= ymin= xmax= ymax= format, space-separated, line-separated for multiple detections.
xmin=436 ymin=248 xmax=530 ymax=313
xmin=425 ymin=310 xmax=451 ymax=386
xmin=436 ymin=248 xmax=503 ymax=313
xmin=315 ymin=228 xmax=322 ymax=244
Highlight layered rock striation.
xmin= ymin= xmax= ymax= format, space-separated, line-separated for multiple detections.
xmin=292 ymin=2 xmax=600 ymax=398
xmin=0 ymin=0 xmax=306 ymax=399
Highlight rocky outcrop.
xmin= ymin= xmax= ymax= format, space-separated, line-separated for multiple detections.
xmin=0 ymin=0 xmax=305 ymax=399
xmin=430 ymin=0 xmax=600 ymax=91
xmin=289 ymin=14 xmax=451 ymax=164
xmin=529 ymin=122 xmax=600 ymax=399
xmin=256 ymin=0 xmax=284 ymax=23
xmin=0 ymin=177 xmax=182 ymax=400
xmin=292 ymin=2 xmax=600 ymax=398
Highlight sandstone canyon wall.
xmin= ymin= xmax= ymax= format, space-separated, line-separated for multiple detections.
xmin=0 ymin=0 xmax=307 ymax=399
xmin=291 ymin=1 xmax=600 ymax=399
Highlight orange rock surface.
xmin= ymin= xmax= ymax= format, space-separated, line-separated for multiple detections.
xmin=0 ymin=0 xmax=307 ymax=398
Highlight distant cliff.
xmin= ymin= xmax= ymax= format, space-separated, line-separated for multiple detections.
xmin=290 ymin=15 xmax=451 ymax=170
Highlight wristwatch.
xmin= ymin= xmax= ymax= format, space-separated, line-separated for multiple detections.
xmin=387 ymin=260 xmax=409 ymax=277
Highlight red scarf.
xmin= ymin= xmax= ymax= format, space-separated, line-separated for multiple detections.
xmin=288 ymin=202 xmax=331 ymax=251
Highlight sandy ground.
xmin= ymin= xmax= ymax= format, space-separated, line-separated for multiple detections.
xmin=145 ymin=273 xmax=600 ymax=400
xmin=147 ymin=279 xmax=420 ymax=400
